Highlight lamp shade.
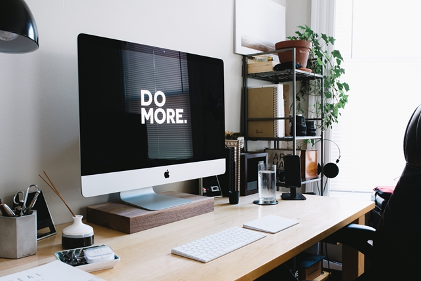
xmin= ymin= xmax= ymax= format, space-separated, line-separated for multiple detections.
xmin=0 ymin=0 xmax=39 ymax=53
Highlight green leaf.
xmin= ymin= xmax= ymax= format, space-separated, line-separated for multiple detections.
xmin=343 ymin=83 xmax=350 ymax=91
xmin=331 ymin=50 xmax=343 ymax=60
xmin=288 ymin=25 xmax=349 ymax=131
xmin=325 ymin=91 xmax=332 ymax=99
xmin=344 ymin=94 xmax=349 ymax=102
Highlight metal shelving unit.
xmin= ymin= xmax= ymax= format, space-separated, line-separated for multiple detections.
xmin=242 ymin=48 xmax=326 ymax=195
xmin=247 ymin=68 xmax=323 ymax=83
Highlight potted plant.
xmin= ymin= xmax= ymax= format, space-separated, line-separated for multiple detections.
xmin=278 ymin=25 xmax=350 ymax=131
xmin=275 ymin=39 xmax=312 ymax=72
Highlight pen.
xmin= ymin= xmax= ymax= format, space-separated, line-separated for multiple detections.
xmin=22 ymin=185 xmax=32 ymax=214
xmin=0 ymin=200 xmax=16 ymax=217
xmin=0 ymin=199 xmax=6 ymax=216
xmin=15 ymin=205 xmax=24 ymax=217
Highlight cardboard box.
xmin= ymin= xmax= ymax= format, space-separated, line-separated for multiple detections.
xmin=298 ymin=253 xmax=324 ymax=280
xmin=247 ymin=61 xmax=277 ymax=74
xmin=301 ymin=149 xmax=318 ymax=180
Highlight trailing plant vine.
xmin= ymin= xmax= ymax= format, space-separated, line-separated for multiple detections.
xmin=287 ymin=25 xmax=350 ymax=130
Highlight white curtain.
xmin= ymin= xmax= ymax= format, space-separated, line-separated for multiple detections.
xmin=329 ymin=0 xmax=421 ymax=195
xmin=307 ymin=0 xmax=336 ymax=196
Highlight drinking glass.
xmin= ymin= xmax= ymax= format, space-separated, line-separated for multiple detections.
xmin=257 ymin=163 xmax=277 ymax=204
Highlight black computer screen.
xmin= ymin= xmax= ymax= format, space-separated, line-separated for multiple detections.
xmin=77 ymin=34 xmax=225 ymax=177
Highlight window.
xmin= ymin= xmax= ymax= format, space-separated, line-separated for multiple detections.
xmin=329 ymin=0 xmax=421 ymax=194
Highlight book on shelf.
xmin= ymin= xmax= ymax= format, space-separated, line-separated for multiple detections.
xmin=283 ymin=84 xmax=290 ymax=136
xmin=224 ymin=140 xmax=241 ymax=194
xmin=206 ymin=146 xmax=236 ymax=196
xmin=247 ymin=85 xmax=285 ymax=138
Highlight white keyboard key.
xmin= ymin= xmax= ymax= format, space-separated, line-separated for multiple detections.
xmin=171 ymin=227 xmax=266 ymax=262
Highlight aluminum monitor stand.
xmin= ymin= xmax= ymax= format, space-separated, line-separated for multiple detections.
xmin=120 ymin=186 xmax=192 ymax=211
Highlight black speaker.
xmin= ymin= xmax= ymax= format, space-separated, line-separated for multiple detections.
xmin=314 ymin=139 xmax=341 ymax=179
xmin=290 ymin=115 xmax=307 ymax=136
xmin=282 ymin=155 xmax=306 ymax=200
xmin=323 ymin=162 xmax=339 ymax=178
xmin=306 ymin=121 xmax=316 ymax=136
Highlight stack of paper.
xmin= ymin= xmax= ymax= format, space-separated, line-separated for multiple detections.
xmin=0 ymin=260 xmax=105 ymax=281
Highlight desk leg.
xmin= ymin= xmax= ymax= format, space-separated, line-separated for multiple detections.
xmin=342 ymin=215 xmax=365 ymax=281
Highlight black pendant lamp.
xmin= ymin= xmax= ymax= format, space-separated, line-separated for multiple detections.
xmin=0 ymin=0 xmax=39 ymax=53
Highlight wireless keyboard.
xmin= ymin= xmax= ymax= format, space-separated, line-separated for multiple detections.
xmin=171 ymin=226 xmax=266 ymax=262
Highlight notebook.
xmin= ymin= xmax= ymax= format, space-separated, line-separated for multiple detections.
xmin=247 ymin=85 xmax=285 ymax=138
xmin=243 ymin=215 xmax=299 ymax=234
xmin=0 ymin=260 xmax=105 ymax=281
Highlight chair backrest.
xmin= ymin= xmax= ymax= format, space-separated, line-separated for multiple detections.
xmin=373 ymin=105 xmax=421 ymax=280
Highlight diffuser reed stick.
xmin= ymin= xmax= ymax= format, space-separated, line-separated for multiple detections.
xmin=39 ymin=171 xmax=75 ymax=217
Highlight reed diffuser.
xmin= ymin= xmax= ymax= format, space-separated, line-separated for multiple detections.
xmin=39 ymin=171 xmax=94 ymax=249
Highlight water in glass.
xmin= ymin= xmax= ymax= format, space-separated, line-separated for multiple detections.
xmin=258 ymin=164 xmax=276 ymax=203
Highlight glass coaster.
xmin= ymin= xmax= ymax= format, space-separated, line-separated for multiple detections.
xmin=253 ymin=199 xmax=278 ymax=205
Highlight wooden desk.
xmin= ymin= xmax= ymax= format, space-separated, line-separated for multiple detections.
xmin=0 ymin=194 xmax=373 ymax=280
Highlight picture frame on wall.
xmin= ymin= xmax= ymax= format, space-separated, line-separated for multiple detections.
xmin=234 ymin=0 xmax=286 ymax=55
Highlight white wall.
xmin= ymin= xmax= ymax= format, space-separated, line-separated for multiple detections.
xmin=286 ymin=0 xmax=311 ymax=37
xmin=0 ymin=0 xmax=310 ymax=225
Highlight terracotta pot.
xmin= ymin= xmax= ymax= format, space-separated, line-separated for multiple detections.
xmin=275 ymin=40 xmax=311 ymax=70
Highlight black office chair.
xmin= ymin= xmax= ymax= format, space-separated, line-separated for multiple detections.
xmin=327 ymin=105 xmax=421 ymax=281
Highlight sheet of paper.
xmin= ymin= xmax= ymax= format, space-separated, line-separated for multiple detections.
xmin=243 ymin=214 xmax=299 ymax=233
xmin=0 ymin=260 xmax=105 ymax=281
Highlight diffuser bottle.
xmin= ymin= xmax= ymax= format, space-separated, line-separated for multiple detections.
xmin=62 ymin=215 xmax=94 ymax=249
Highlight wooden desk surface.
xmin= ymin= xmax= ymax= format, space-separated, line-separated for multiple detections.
xmin=0 ymin=194 xmax=373 ymax=281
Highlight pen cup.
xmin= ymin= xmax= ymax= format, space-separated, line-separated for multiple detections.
xmin=228 ymin=190 xmax=239 ymax=204
xmin=0 ymin=212 xmax=37 ymax=258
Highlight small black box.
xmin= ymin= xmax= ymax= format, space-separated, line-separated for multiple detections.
xmin=240 ymin=152 xmax=267 ymax=196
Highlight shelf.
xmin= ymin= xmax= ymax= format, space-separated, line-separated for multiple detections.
xmin=246 ymin=136 xmax=321 ymax=142
xmin=302 ymin=177 xmax=322 ymax=184
xmin=242 ymin=48 xmax=325 ymax=194
xmin=247 ymin=69 xmax=323 ymax=83
xmin=247 ymin=117 xmax=322 ymax=121
xmin=277 ymin=177 xmax=321 ymax=187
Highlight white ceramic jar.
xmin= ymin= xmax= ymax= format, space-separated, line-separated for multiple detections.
xmin=62 ymin=215 xmax=94 ymax=249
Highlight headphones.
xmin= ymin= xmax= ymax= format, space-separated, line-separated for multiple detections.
xmin=313 ymin=139 xmax=341 ymax=179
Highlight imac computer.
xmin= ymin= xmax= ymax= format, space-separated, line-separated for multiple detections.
xmin=77 ymin=34 xmax=226 ymax=211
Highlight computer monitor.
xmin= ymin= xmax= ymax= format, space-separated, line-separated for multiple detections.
xmin=77 ymin=34 xmax=226 ymax=211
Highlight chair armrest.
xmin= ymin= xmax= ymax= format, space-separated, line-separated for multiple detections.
xmin=324 ymin=224 xmax=376 ymax=259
